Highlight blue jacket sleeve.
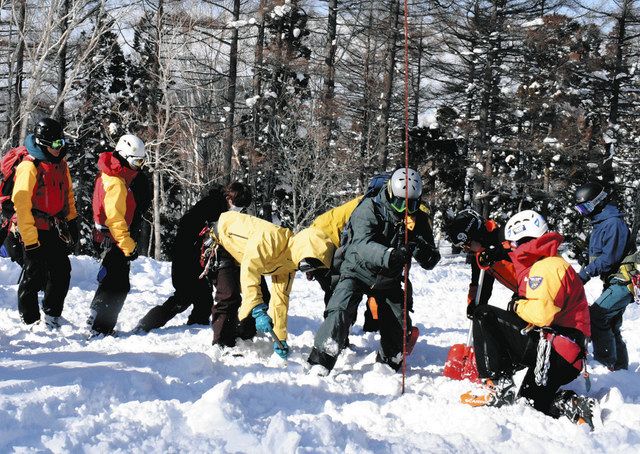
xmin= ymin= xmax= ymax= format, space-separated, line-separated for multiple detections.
xmin=580 ymin=218 xmax=629 ymax=281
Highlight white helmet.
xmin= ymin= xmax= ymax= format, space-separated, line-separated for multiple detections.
xmin=504 ymin=210 xmax=548 ymax=243
xmin=387 ymin=168 xmax=423 ymax=213
xmin=115 ymin=134 xmax=146 ymax=169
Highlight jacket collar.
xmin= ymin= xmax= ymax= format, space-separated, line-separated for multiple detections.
xmin=509 ymin=231 xmax=563 ymax=270
xmin=98 ymin=151 xmax=138 ymax=181
xmin=590 ymin=204 xmax=623 ymax=224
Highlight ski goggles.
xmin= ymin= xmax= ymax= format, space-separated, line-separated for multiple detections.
xmin=36 ymin=138 xmax=65 ymax=149
xmin=127 ymin=157 xmax=146 ymax=169
xmin=574 ymin=190 xmax=607 ymax=216
xmin=390 ymin=196 xmax=420 ymax=214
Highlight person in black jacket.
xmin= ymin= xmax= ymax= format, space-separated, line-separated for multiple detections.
xmin=134 ymin=182 xmax=251 ymax=332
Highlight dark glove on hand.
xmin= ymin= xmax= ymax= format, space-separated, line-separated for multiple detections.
xmin=68 ymin=218 xmax=79 ymax=246
xmin=467 ymin=301 xmax=478 ymax=319
xmin=24 ymin=243 xmax=43 ymax=262
xmin=507 ymin=294 xmax=520 ymax=312
xmin=389 ymin=244 xmax=415 ymax=271
xmin=126 ymin=247 xmax=139 ymax=262
xmin=414 ymin=238 xmax=440 ymax=270
xmin=478 ymin=246 xmax=507 ymax=268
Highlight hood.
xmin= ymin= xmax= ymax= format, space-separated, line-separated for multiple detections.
xmin=289 ymin=227 xmax=335 ymax=269
xmin=25 ymin=133 xmax=66 ymax=163
xmin=591 ymin=204 xmax=624 ymax=225
xmin=509 ymin=231 xmax=563 ymax=270
xmin=98 ymin=151 xmax=138 ymax=180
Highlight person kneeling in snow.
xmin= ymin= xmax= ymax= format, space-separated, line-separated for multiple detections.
xmin=461 ymin=210 xmax=597 ymax=429
xmin=210 ymin=212 xmax=334 ymax=359
xmin=307 ymin=168 xmax=440 ymax=375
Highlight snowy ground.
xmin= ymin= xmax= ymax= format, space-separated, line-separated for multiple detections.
xmin=1 ymin=251 xmax=640 ymax=453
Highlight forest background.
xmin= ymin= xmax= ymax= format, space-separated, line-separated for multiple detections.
xmin=1 ymin=0 xmax=639 ymax=259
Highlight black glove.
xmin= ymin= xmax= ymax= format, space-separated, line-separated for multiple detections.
xmin=126 ymin=247 xmax=139 ymax=262
xmin=478 ymin=246 xmax=507 ymax=267
xmin=467 ymin=301 xmax=480 ymax=319
xmin=68 ymin=218 xmax=79 ymax=246
xmin=507 ymin=294 xmax=520 ymax=312
xmin=414 ymin=238 xmax=440 ymax=270
xmin=389 ymin=243 xmax=415 ymax=271
xmin=24 ymin=243 xmax=43 ymax=262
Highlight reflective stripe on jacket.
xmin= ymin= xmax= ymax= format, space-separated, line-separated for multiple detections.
xmin=510 ymin=232 xmax=590 ymax=337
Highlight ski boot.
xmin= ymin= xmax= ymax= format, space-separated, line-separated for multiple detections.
xmin=461 ymin=376 xmax=516 ymax=407
xmin=552 ymin=390 xmax=598 ymax=431
xmin=43 ymin=315 xmax=61 ymax=330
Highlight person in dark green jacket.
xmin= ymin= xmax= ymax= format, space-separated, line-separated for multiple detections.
xmin=307 ymin=168 xmax=441 ymax=375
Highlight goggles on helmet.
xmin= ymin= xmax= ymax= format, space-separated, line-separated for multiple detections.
xmin=129 ymin=157 xmax=146 ymax=169
xmin=574 ymin=190 xmax=607 ymax=216
xmin=390 ymin=195 xmax=420 ymax=214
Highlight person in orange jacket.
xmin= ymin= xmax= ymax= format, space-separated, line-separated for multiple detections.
xmin=11 ymin=118 xmax=78 ymax=328
xmin=88 ymin=134 xmax=150 ymax=337
xmin=461 ymin=210 xmax=596 ymax=429
xmin=443 ymin=209 xmax=517 ymax=318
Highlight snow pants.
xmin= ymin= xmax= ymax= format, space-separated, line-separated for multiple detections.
xmin=137 ymin=277 xmax=213 ymax=331
xmin=473 ymin=305 xmax=583 ymax=416
xmin=89 ymin=245 xmax=130 ymax=334
xmin=17 ymin=229 xmax=70 ymax=324
xmin=210 ymin=264 xmax=270 ymax=347
xmin=590 ymin=281 xmax=633 ymax=370
xmin=308 ymin=276 xmax=410 ymax=372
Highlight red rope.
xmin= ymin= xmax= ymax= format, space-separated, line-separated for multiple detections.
xmin=401 ymin=0 xmax=411 ymax=394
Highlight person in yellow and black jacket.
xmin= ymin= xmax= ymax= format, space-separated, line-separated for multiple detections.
xmin=461 ymin=210 xmax=596 ymax=429
xmin=11 ymin=118 xmax=78 ymax=329
xmin=88 ymin=134 xmax=150 ymax=337
xmin=307 ymin=168 xmax=440 ymax=375
xmin=211 ymin=212 xmax=334 ymax=358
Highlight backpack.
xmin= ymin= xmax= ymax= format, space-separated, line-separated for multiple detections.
xmin=0 ymin=147 xmax=35 ymax=244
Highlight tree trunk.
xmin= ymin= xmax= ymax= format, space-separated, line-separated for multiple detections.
xmin=10 ymin=0 xmax=26 ymax=147
xmin=221 ymin=0 xmax=240 ymax=183
xmin=376 ymin=0 xmax=400 ymax=170
xmin=151 ymin=0 xmax=164 ymax=259
xmin=412 ymin=29 xmax=423 ymax=128
xmin=321 ymin=0 xmax=339 ymax=151
xmin=52 ymin=0 xmax=70 ymax=122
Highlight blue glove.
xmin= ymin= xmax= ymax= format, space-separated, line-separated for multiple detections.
xmin=251 ymin=303 xmax=273 ymax=333
xmin=273 ymin=340 xmax=289 ymax=359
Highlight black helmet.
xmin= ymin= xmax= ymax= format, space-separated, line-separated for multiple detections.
xmin=34 ymin=117 xmax=64 ymax=149
xmin=575 ymin=182 xmax=608 ymax=216
xmin=444 ymin=209 xmax=485 ymax=247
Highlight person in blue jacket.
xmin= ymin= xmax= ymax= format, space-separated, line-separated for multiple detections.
xmin=574 ymin=182 xmax=635 ymax=370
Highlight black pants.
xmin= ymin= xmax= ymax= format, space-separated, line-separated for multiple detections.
xmin=473 ymin=305 xmax=581 ymax=415
xmin=18 ymin=230 xmax=71 ymax=324
xmin=210 ymin=265 xmax=270 ymax=347
xmin=137 ymin=278 xmax=213 ymax=331
xmin=89 ymin=245 xmax=130 ymax=334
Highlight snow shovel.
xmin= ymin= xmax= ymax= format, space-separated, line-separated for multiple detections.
xmin=443 ymin=269 xmax=484 ymax=382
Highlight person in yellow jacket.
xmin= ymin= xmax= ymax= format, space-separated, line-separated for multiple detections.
xmin=87 ymin=134 xmax=151 ymax=337
xmin=11 ymin=118 xmax=78 ymax=329
xmin=212 ymin=211 xmax=334 ymax=358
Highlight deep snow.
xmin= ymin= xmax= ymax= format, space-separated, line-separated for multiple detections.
xmin=1 ymin=251 xmax=639 ymax=453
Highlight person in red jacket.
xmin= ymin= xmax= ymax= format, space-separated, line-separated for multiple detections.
xmin=88 ymin=134 xmax=150 ymax=337
xmin=443 ymin=209 xmax=517 ymax=318
xmin=10 ymin=118 xmax=78 ymax=328
xmin=461 ymin=210 xmax=596 ymax=429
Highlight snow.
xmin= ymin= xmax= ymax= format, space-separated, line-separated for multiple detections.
xmin=1 ymin=253 xmax=640 ymax=452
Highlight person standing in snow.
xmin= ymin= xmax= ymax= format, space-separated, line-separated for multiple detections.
xmin=208 ymin=212 xmax=335 ymax=358
xmin=9 ymin=118 xmax=79 ymax=328
xmin=573 ymin=182 xmax=636 ymax=370
xmin=443 ymin=209 xmax=517 ymax=318
xmin=307 ymin=168 xmax=440 ymax=375
xmin=87 ymin=134 xmax=150 ymax=337
xmin=461 ymin=210 xmax=596 ymax=429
